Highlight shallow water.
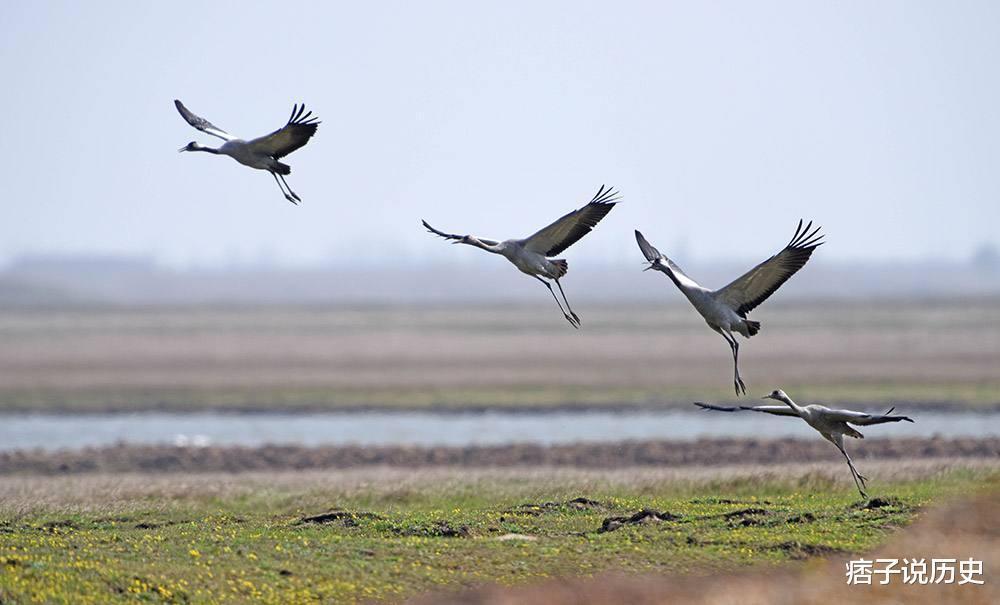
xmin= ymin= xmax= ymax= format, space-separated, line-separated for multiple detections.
xmin=1 ymin=410 xmax=996 ymax=451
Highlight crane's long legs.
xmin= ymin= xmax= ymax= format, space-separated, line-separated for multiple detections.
xmin=271 ymin=172 xmax=299 ymax=205
xmin=835 ymin=441 xmax=869 ymax=498
xmin=732 ymin=339 xmax=746 ymax=395
xmin=718 ymin=330 xmax=747 ymax=396
xmin=277 ymin=173 xmax=301 ymax=203
xmin=533 ymin=276 xmax=579 ymax=329
xmin=553 ymin=279 xmax=580 ymax=325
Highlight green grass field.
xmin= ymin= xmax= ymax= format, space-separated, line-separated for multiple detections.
xmin=2 ymin=464 xmax=996 ymax=604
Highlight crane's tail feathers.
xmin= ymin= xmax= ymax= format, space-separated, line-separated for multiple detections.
xmin=551 ymin=259 xmax=568 ymax=278
xmin=744 ymin=320 xmax=761 ymax=336
xmin=275 ymin=161 xmax=291 ymax=175
xmin=844 ymin=426 xmax=864 ymax=439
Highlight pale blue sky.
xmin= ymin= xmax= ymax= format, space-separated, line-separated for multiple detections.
xmin=1 ymin=1 xmax=997 ymax=268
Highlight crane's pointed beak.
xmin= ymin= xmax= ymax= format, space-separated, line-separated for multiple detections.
xmin=178 ymin=146 xmax=188 ymax=153
xmin=761 ymin=395 xmax=773 ymax=400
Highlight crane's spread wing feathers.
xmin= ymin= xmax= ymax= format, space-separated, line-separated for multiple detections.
xmin=714 ymin=220 xmax=824 ymax=316
xmin=693 ymin=402 xmax=799 ymax=416
xmin=693 ymin=402 xmax=738 ymax=412
xmin=522 ymin=185 xmax=620 ymax=256
xmin=174 ymin=100 xmax=236 ymax=141
xmin=421 ymin=220 xmax=499 ymax=246
xmin=247 ymin=104 xmax=320 ymax=159
xmin=828 ymin=406 xmax=915 ymax=425
xmin=634 ymin=230 xmax=702 ymax=290
xmin=738 ymin=405 xmax=800 ymax=417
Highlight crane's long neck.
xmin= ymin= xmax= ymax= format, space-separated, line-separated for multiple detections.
xmin=648 ymin=260 xmax=691 ymax=293
xmin=777 ymin=393 xmax=806 ymax=416
xmin=658 ymin=264 xmax=685 ymax=291
xmin=193 ymin=145 xmax=222 ymax=154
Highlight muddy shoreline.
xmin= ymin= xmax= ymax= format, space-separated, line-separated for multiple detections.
xmin=2 ymin=436 xmax=996 ymax=475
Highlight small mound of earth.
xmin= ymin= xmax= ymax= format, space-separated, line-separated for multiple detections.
xmin=851 ymin=496 xmax=904 ymax=511
xmin=599 ymin=509 xmax=681 ymax=533
xmin=296 ymin=510 xmax=384 ymax=526
xmin=397 ymin=520 xmax=471 ymax=538
xmin=506 ymin=497 xmax=604 ymax=516
xmin=719 ymin=507 xmax=771 ymax=526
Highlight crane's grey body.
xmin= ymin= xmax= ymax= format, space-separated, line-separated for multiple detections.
xmin=423 ymin=185 xmax=620 ymax=328
xmin=636 ymin=221 xmax=823 ymax=395
xmin=174 ymin=100 xmax=320 ymax=204
xmin=500 ymin=240 xmax=566 ymax=279
xmin=216 ymin=139 xmax=286 ymax=172
xmin=695 ymin=389 xmax=915 ymax=498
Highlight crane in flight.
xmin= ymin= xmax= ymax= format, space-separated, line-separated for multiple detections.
xmin=422 ymin=185 xmax=620 ymax=328
xmin=635 ymin=220 xmax=823 ymax=395
xmin=694 ymin=389 xmax=914 ymax=498
xmin=174 ymin=100 xmax=320 ymax=205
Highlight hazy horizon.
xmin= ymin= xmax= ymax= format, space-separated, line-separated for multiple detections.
xmin=3 ymin=249 xmax=998 ymax=306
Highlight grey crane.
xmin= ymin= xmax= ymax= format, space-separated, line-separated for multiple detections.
xmin=175 ymin=100 xmax=320 ymax=204
xmin=635 ymin=220 xmax=823 ymax=395
xmin=422 ymin=185 xmax=620 ymax=328
xmin=694 ymin=390 xmax=914 ymax=498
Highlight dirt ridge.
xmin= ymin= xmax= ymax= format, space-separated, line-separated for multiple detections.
xmin=1 ymin=436 xmax=996 ymax=475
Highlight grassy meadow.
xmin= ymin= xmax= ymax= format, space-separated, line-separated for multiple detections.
xmin=1 ymin=463 xmax=997 ymax=604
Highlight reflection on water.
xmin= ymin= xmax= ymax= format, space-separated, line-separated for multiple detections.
xmin=1 ymin=410 xmax=997 ymax=451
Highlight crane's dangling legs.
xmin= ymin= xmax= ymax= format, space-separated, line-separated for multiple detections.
xmin=832 ymin=436 xmax=869 ymax=498
xmin=533 ymin=276 xmax=579 ymax=329
xmin=271 ymin=172 xmax=299 ymax=205
xmin=277 ymin=173 xmax=301 ymax=203
xmin=554 ymin=279 xmax=581 ymax=325
xmin=717 ymin=329 xmax=747 ymax=396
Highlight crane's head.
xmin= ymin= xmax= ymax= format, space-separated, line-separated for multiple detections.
xmin=762 ymin=389 xmax=787 ymax=401
xmin=178 ymin=141 xmax=200 ymax=153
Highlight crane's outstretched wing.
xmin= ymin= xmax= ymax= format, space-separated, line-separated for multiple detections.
xmin=522 ymin=185 xmax=620 ymax=256
xmin=829 ymin=406 xmax=915 ymax=425
xmin=693 ymin=402 xmax=739 ymax=412
xmin=421 ymin=220 xmax=499 ymax=246
xmin=693 ymin=402 xmax=799 ymax=417
xmin=738 ymin=405 xmax=802 ymax=417
xmin=635 ymin=230 xmax=702 ymax=289
xmin=247 ymin=104 xmax=320 ymax=159
xmin=714 ymin=220 xmax=824 ymax=317
xmin=174 ymin=100 xmax=236 ymax=141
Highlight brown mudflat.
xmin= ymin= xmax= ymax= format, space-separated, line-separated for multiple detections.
xmin=2 ymin=436 xmax=996 ymax=475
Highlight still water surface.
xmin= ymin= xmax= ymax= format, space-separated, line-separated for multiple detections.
xmin=1 ymin=410 xmax=996 ymax=451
